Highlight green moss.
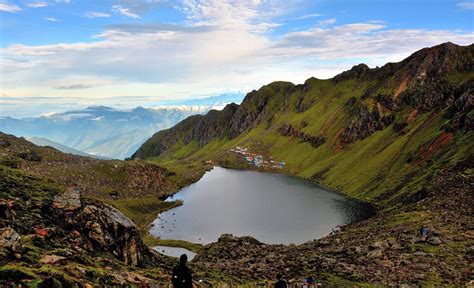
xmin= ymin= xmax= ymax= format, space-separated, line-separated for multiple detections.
xmin=385 ymin=211 xmax=431 ymax=227
xmin=97 ymin=196 xmax=181 ymax=233
xmin=0 ymin=265 xmax=37 ymax=282
xmin=147 ymin=238 xmax=203 ymax=253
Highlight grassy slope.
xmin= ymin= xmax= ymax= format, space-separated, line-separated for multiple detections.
xmin=0 ymin=133 xmax=203 ymax=248
xmin=147 ymin=76 xmax=473 ymax=209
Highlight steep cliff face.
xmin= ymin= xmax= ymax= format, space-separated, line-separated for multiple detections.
xmin=132 ymin=82 xmax=296 ymax=159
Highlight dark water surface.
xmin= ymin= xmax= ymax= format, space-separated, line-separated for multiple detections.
xmin=150 ymin=167 xmax=373 ymax=245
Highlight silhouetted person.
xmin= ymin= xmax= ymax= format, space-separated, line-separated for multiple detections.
xmin=274 ymin=274 xmax=287 ymax=288
xmin=172 ymin=254 xmax=193 ymax=288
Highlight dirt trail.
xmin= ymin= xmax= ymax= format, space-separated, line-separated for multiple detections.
xmin=393 ymin=77 xmax=409 ymax=101
xmin=319 ymin=106 xmax=343 ymax=135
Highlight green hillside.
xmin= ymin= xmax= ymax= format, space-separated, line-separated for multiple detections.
xmin=134 ymin=42 xmax=473 ymax=207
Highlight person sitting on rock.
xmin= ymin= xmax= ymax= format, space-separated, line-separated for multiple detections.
xmin=274 ymin=274 xmax=288 ymax=288
xmin=172 ymin=254 xmax=193 ymax=288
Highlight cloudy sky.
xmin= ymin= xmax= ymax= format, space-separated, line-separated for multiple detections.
xmin=1 ymin=0 xmax=473 ymax=117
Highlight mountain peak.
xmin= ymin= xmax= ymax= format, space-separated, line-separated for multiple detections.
xmin=333 ymin=63 xmax=371 ymax=82
xmin=86 ymin=105 xmax=115 ymax=111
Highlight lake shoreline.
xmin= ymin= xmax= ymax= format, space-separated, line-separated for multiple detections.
xmin=150 ymin=165 xmax=376 ymax=249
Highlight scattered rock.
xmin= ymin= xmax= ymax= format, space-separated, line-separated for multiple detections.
xmin=53 ymin=188 xmax=81 ymax=211
xmin=42 ymin=254 xmax=66 ymax=265
xmin=18 ymin=150 xmax=42 ymax=162
xmin=367 ymin=249 xmax=383 ymax=258
xmin=414 ymin=251 xmax=430 ymax=257
xmin=427 ymin=236 xmax=443 ymax=246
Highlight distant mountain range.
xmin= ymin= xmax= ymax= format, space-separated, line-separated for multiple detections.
xmin=0 ymin=93 xmax=244 ymax=159
xmin=26 ymin=136 xmax=106 ymax=159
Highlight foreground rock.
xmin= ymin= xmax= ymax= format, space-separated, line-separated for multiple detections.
xmin=0 ymin=165 xmax=175 ymax=286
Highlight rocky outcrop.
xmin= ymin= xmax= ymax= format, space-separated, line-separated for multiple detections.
xmin=279 ymin=123 xmax=325 ymax=148
xmin=185 ymin=103 xmax=239 ymax=146
xmin=17 ymin=150 xmax=42 ymax=162
xmin=333 ymin=63 xmax=371 ymax=82
xmin=444 ymin=82 xmax=474 ymax=131
xmin=75 ymin=203 xmax=148 ymax=266
xmin=399 ymin=77 xmax=454 ymax=112
xmin=0 ymin=163 xmax=162 ymax=269
xmin=340 ymin=105 xmax=394 ymax=144
xmin=0 ymin=228 xmax=21 ymax=258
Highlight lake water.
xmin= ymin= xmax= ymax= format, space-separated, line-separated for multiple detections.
xmin=153 ymin=246 xmax=196 ymax=260
xmin=150 ymin=167 xmax=373 ymax=245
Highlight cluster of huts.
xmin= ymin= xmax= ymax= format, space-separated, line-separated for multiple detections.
xmin=228 ymin=146 xmax=286 ymax=169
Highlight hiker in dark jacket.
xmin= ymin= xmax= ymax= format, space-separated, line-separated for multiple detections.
xmin=274 ymin=274 xmax=288 ymax=288
xmin=172 ymin=254 xmax=193 ymax=288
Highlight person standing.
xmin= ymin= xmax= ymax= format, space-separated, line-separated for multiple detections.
xmin=274 ymin=274 xmax=288 ymax=288
xmin=172 ymin=254 xmax=193 ymax=288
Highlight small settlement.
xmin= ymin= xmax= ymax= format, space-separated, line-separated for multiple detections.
xmin=228 ymin=146 xmax=286 ymax=169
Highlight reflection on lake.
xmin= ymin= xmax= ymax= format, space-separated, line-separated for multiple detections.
xmin=150 ymin=167 xmax=373 ymax=245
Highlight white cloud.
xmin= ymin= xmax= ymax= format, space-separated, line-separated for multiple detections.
xmin=112 ymin=5 xmax=140 ymax=18
xmin=0 ymin=1 xmax=21 ymax=13
xmin=456 ymin=1 xmax=474 ymax=10
xmin=84 ymin=11 xmax=111 ymax=18
xmin=1 ymin=0 xmax=473 ymax=110
xmin=318 ymin=18 xmax=336 ymax=26
xmin=27 ymin=2 xmax=49 ymax=8
xmin=294 ymin=13 xmax=322 ymax=20
xmin=274 ymin=23 xmax=473 ymax=62
xmin=43 ymin=17 xmax=59 ymax=22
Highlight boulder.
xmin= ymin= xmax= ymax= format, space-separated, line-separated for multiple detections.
xmin=76 ymin=203 xmax=145 ymax=266
xmin=367 ymin=249 xmax=383 ymax=258
xmin=0 ymin=228 xmax=21 ymax=252
xmin=427 ymin=236 xmax=443 ymax=246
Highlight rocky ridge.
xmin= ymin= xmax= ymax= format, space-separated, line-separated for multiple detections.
xmin=133 ymin=43 xmax=473 ymax=160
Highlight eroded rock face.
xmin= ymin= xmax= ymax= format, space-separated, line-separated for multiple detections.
xmin=185 ymin=104 xmax=239 ymax=146
xmin=340 ymin=106 xmax=394 ymax=144
xmin=445 ymin=83 xmax=474 ymax=131
xmin=279 ymin=123 xmax=325 ymax=148
xmin=75 ymin=203 xmax=144 ymax=266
